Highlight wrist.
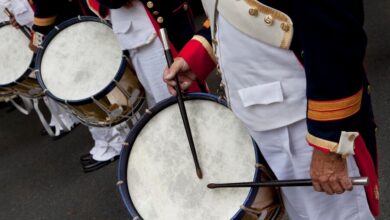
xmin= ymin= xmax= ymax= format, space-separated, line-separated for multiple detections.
xmin=307 ymin=131 xmax=359 ymax=157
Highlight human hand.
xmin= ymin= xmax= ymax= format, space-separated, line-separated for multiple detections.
xmin=310 ymin=148 xmax=353 ymax=195
xmin=163 ymin=57 xmax=196 ymax=96
xmin=9 ymin=14 xmax=20 ymax=29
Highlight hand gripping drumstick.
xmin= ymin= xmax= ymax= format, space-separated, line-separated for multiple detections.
xmin=160 ymin=28 xmax=203 ymax=179
xmin=207 ymin=176 xmax=368 ymax=188
xmin=3 ymin=8 xmax=32 ymax=39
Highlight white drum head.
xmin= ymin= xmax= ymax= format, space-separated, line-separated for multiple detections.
xmin=0 ymin=24 xmax=33 ymax=85
xmin=39 ymin=20 xmax=122 ymax=101
xmin=127 ymin=99 xmax=257 ymax=220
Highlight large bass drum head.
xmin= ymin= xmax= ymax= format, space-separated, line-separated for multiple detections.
xmin=36 ymin=17 xmax=123 ymax=102
xmin=0 ymin=22 xmax=33 ymax=86
xmin=118 ymin=93 xmax=261 ymax=220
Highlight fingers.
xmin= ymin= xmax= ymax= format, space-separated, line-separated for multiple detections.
xmin=340 ymin=176 xmax=353 ymax=191
xmin=163 ymin=57 xmax=194 ymax=96
xmin=313 ymin=175 xmax=353 ymax=195
xmin=165 ymin=74 xmax=194 ymax=96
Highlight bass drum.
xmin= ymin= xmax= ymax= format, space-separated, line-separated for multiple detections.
xmin=0 ymin=21 xmax=41 ymax=98
xmin=118 ymin=93 xmax=284 ymax=220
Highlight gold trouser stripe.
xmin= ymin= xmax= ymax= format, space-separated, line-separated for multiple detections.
xmin=34 ymin=16 xmax=57 ymax=26
xmin=192 ymin=35 xmax=216 ymax=63
xmin=308 ymin=88 xmax=363 ymax=121
xmin=306 ymin=133 xmax=338 ymax=152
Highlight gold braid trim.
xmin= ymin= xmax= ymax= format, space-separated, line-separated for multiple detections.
xmin=308 ymin=88 xmax=363 ymax=121
xmin=33 ymin=16 xmax=57 ymax=26
xmin=192 ymin=35 xmax=217 ymax=63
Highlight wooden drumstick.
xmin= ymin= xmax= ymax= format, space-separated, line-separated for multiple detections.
xmin=160 ymin=28 xmax=203 ymax=179
xmin=3 ymin=8 xmax=32 ymax=39
xmin=207 ymin=176 xmax=368 ymax=188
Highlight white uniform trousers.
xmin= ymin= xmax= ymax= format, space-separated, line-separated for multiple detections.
xmin=88 ymin=122 xmax=130 ymax=161
xmin=45 ymin=97 xmax=79 ymax=136
xmin=248 ymin=119 xmax=374 ymax=220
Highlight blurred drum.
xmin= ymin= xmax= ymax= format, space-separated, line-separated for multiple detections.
xmin=35 ymin=17 xmax=145 ymax=127
xmin=0 ymin=21 xmax=41 ymax=98
xmin=0 ymin=87 xmax=16 ymax=102
xmin=118 ymin=93 xmax=284 ymax=220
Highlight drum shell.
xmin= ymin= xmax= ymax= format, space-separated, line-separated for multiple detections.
xmin=0 ymin=87 xmax=16 ymax=102
xmin=65 ymin=62 xmax=145 ymax=127
xmin=8 ymin=74 xmax=43 ymax=99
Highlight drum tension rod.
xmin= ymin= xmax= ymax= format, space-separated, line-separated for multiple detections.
xmin=160 ymin=28 xmax=203 ymax=179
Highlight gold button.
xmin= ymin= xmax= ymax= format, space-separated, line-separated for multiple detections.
xmin=348 ymin=134 xmax=356 ymax=142
xmin=375 ymin=127 xmax=378 ymax=134
xmin=157 ymin=16 xmax=164 ymax=24
xmin=248 ymin=8 xmax=258 ymax=16
xmin=153 ymin=11 xmax=159 ymax=16
xmin=183 ymin=3 xmax=188 ymax=11
xmin=280 ymin=22 xmax=290 ymax=32
xmin=264 ymin=15 xmax=273 ymax=25
xmin=146 ymin=1 xmax=154 ymax=8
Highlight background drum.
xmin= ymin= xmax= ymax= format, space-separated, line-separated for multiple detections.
xmin=35 ymin=17 xmax=145 ymax=127
xmin=0 ymin=87 xmax=16 ymax=102
xmin=0 ymin=21 xmax=41 ymax=98
xmin=118 ymin=93 xmax=283 ymax=220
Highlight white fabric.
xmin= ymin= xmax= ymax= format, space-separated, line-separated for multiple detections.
xmin=89 ymin=122 xmax=130 ymax=161
xmin=217 ymin=0 xmax=293 ymax=49
xmin=337 ymin=131 xmax=358 ymax=156
xmin=0 ymin=0 xmax=33 ymax=26
xmin=110 ymin=1 xmax=156 ymax=51
xmin=110 ymin=1 xmax=171 ymax=105
xmin=46 ymin=97 xmax=79 ymax=136
xmin=249 ymin=120 xmax=373 ymax=220
xmin=215 ymin=15 xmax=306 ymax=131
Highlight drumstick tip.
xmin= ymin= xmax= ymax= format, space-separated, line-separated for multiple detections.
xmin=197 ymin=168 xmax=203 ymax=179
xmin=207 ymin=183 xmax=216 ymax=189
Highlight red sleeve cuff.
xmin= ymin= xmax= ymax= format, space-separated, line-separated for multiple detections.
xmin=178 ymin=35 xmax=216 ymax=82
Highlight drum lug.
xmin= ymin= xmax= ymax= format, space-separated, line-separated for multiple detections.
xmin=116 ymin=180 xmax=124 ymax=186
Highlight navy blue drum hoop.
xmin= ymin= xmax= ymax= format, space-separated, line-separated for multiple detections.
xmin=118 ymin=93 xmax=263 ymax=220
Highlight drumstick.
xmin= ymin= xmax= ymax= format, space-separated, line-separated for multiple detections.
xmin=160 ymin=28 xmax=203 ymax=179
xmin=3 ymin=8 xmax=32 ymax=38
xmin=207 ymin=176 xmax=368 ymax=188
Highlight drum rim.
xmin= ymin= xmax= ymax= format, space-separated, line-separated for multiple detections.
xmin=35 ymin=16 xmax=127 ymax=105
xmin=0 ymin=21 xmax=35 ymax=87
xmin=117 ymin=93 xmax=262 ymax=220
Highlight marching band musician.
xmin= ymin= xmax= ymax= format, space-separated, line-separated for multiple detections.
xmin=83 ymin=0 xmax=207 ymax=170
xmin=164 ymin=0 xmax=379 ymax=219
